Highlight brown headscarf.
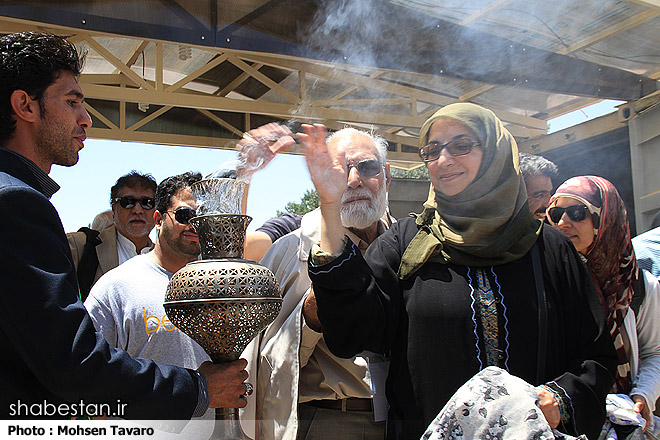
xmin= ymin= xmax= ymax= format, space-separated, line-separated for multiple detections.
xmin=548 ymin=175 xmax=638 ymax=393
xmin=398 ymin=103 xmax=541 ymax=278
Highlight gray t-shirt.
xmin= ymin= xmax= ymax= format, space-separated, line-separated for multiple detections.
xmin=85 ymin=255 xmax=214 ymax=438
xmin=85 ymin=254 xmax=210 ymax=369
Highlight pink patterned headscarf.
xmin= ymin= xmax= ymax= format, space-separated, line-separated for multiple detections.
xmin=549 ymin=175 xmax=638 ymax=393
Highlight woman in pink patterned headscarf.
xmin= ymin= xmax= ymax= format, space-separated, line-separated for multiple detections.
xmin=548 ymin=175 xmax=660 ymax=432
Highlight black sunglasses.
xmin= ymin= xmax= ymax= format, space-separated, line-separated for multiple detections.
xmin=112 ymin=196 xmax=155 ymax=210
xmin=547 ymin=205 xmax=589 ymax=224
xmin=347 ymin=159 xmax=382 ymax=178
xmin=165 ymin=207 xmax=197 ymax=225
xmin=419 ymin=138 xmax=479 ymax=162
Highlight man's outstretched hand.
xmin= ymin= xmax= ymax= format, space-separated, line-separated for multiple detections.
xmin=236 ymin=122 xmax=295 ymax=182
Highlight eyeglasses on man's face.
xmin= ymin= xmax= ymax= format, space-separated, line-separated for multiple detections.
xmin=346 ymin=158 xmax=382 ymax=178
xmin=418 ymin=138 xmax=480 ymax=163
xmin=547 ymin=205 xmax=589 ymax=224
xmin=165 ymin=206 xmax=197 ymax=225
xmin=112 ymin=196 xmax=155 ymax=210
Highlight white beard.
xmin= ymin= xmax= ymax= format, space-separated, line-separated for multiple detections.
xmin=340 ymin=186 xmax=388 ymax=230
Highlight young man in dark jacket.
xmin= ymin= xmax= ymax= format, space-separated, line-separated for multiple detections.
xmin=0 ymin=31 xmax=248 ymax=420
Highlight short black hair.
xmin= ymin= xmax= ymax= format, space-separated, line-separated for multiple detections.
xmin=0 ymin=32 xmax=85 ymax=146
xmin=110 ymin=171 xmax=157 ymax=204
xmin=155 ymin=172 xmax=202 ymax=213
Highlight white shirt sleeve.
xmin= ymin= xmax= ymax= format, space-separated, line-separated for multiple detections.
xmin=630 ymin=270 xmax=660 ymax=412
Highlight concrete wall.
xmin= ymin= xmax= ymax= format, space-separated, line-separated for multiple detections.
xmin=388 ymin=178 xmax=430 ymax=220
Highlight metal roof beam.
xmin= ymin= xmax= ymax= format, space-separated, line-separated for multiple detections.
xmin=127 ymin=106 xmax=174 ymax=132
xmin=241 ymin=53 xmax=548 ymax=131
xmin=196 ymin=109 xmax=243 ymax=137
xmin=215 ymin=63 xmax=263 ymax=96
xmin=625 ymin=0 xmax=660 ymax=10
xmin=155 ymin=42 xmax=163 ymax=90
xmin=544 ymin=99 xmax=603 ymax=120
xmin=461 ymin=9 xmax=660 ymax=101
xmin=323 ymin=120 xmax=417 ymax=150
xmin=557 ymin=9 xmax=660 ymax=55
xmin=83 ymin=102 xmax=118 ymax=130
xmin=518 ymin=111 xmax=622 ymax=154
xmin=86 ymin=128 xmax=236 ymax=149
xmin=123 ymin=40 xmax=149 ymax=70
xmin=308 ymin=98 xmax=414 ymax=107
xmin=226 ymin=54 xmax=299 ymax=103
xmin=165 ymin=53 xmax=229 ymax=92
xmin=82 ymin=83 xmax=427 ymax=127
xmin=83 ymin=36 xmax=154 ymax=90
xmin=460 ymin=0 xmax=515 ymax=25
xmin=79 ymin=74 xmax=124 ymax=85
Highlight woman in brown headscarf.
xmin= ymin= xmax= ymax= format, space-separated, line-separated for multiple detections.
xmin=548 ymin=176 xmax=660 ymax=433
xmin=300 ymin=103 xmax=616 ymax=440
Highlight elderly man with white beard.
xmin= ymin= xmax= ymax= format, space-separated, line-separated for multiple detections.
xmin=240 ymin=127 xmax=392 ymax=440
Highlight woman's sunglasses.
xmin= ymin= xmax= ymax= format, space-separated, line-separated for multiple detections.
xmin=112 ymin=196 xmax=155 ymax=210
xmin=347 ymin=159 xmax=382 ymax=178
xmin=418 ymin=138 xmax=479 ymax=162
xmin=165 ymin=207 xmax=197 ymax=225
xmin=547 ymin=205 xmax=589 ymax=224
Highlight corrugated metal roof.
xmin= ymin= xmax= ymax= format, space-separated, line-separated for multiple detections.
xmin=1 ymin=0 xmax=657 ymax=164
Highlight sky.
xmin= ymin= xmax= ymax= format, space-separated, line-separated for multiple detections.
xmin=547 ymin=99 xmax=623 ymax=134
xmin=49 ymin=100 xmax=622 ymax=236
xmin=50 ymin=140 xmax=314 ymax=235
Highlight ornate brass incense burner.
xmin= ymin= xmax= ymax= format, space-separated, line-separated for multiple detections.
xmin=165 ymin=178 xmax=281 ymax=439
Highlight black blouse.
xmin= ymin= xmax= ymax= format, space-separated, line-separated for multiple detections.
xmin=309 ymin=218 xmax=616 ymax=440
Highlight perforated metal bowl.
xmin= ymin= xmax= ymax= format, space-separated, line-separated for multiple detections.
xmin=190 ymin=214 xmax=252 ymax=259
xmin=165 ymin=259 xmax=281 ymax=362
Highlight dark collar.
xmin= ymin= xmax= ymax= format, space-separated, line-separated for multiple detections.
xmin=0 ymin=148 xmax=60 ymax=198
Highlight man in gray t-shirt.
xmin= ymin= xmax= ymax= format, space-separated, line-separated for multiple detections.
xmin=86 ymin=172 xmax=231 ymax=437
xmin=86 ymin=254 xmax=209 ymax=369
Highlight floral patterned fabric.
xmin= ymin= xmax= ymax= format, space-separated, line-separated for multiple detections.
xmin=422 ymin=367 xmax=584 ymax=440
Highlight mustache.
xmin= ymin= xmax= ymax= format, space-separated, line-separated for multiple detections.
xmin=341 ymin=188 xmax=374 ymax=203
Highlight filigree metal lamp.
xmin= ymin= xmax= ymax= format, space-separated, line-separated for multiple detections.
xmin=164 ymin=178 xmax=281 ymax=440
